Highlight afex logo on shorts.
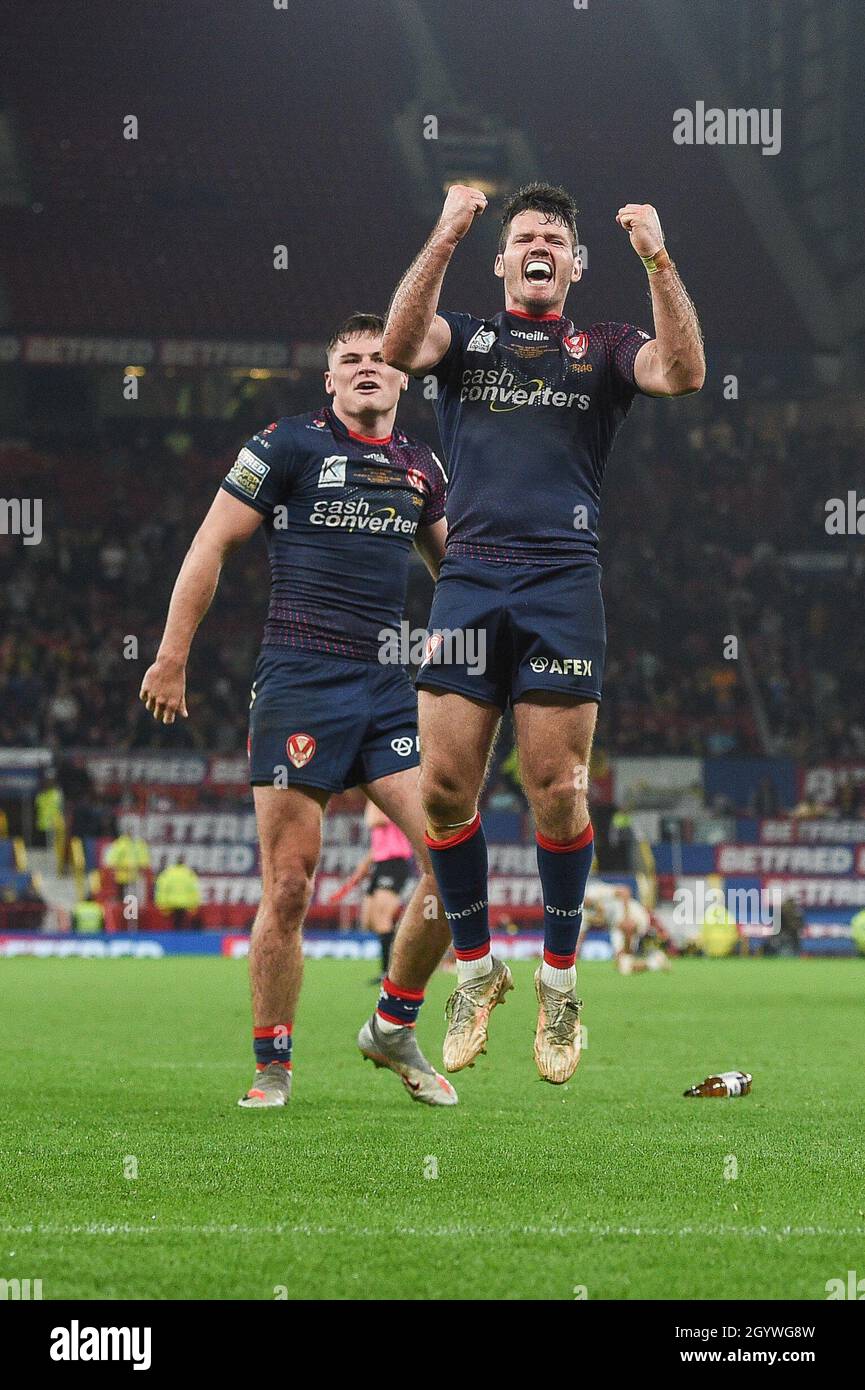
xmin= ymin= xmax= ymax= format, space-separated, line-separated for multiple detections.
xmin=286 ymin=733 xmax=316 ymax=768
xmin=529 ymin=656 xmax=593 ymax=676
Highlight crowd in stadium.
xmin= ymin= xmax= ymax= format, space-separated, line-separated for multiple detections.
xmin=2 ymin=394 xmax=862 ymax=765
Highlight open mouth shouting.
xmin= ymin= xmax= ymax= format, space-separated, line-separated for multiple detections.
xmin=523 ymin=256 xmax=554 ymax=286
xmin=355 ymin=379 xmax=382 ymax=395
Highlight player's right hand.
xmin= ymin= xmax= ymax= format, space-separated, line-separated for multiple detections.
xmin=437 ymin=184 xmax=487 ymax=241
xmin=139 ymin=658 xmax=188 ymax=724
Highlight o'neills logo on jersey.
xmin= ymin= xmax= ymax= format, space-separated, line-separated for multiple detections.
xmin=563 ymin=332 xmax=589 ymax=359
xmin=286 ymin=733 xmax=316 ymax=768
xmin=460 ymin=365 xmax=589 ymax=412
xmin=309 ymin=497 xmax=418 ymax=535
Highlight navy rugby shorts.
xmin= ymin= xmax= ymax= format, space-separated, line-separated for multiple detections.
xmin=416 ymin=555 xmax=605 ymax=710
xmin=248 ymin=648 xmax=419 ymax=791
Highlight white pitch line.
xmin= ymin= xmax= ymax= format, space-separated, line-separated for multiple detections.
xmin=1 ymin=1222 xmax=862 ymax=1240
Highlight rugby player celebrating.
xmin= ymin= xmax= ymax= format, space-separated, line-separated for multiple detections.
xmin=140 ymin=315 xmax=457 ymax=1108
xmin=383 ymin=183 xmax=704 ymax=1083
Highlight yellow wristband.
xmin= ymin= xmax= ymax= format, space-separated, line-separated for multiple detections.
xmin=641 ymin=247 xmax=673 ymax=275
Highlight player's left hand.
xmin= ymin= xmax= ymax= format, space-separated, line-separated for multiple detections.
xmin=615 ymin=203 xmax=664 ymax=258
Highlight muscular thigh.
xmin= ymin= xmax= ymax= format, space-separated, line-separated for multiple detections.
xmin=252 ymin=784 xmax=330 ymax=889
xmin=512 ymin=694 xmax=598 ymax=798
xmin=417 ymin=689 xmax=501 ymax=806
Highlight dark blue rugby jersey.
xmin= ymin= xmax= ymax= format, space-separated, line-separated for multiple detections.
xmin=432 ymin=310 xmax=650 ymax=563
xmin=221 ymin=405 xmax=447 ymax=661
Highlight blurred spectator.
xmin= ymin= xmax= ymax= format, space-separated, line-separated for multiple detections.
xmin=154 ymin=861 xmax=202 ymax=931
xmin=34 ymin=773 xmax=64 ymax=859
xmin=750 ymin=776 xmax=780 ymax=818
xmin=608 ymin=806 xmax=635 ymax=870
xmin=834 ymin=777 xmax=862 ymax=818
xmin=104 ymin=831 xmax=151 ymax=905
xmin=774 ymin=896 xmax=804 ymax=956
xmin=71 ymin=895 xmax=105 ymax=934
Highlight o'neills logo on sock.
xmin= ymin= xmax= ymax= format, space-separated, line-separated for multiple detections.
xmin=50 ymin=1321 xmax=152 ymax=1370
xmin=545 ymin=904 xmax=583 ymax=917
xmin=444 ymin=899 xmax=488 ymax=920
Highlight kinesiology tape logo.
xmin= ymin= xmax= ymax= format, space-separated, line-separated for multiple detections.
xmin=460 ymin=366 xmax=589 ymax=412
xmin=309 ymin=497 xmax=418 ymax=535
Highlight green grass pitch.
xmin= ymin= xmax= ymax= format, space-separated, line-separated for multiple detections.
xmin=1 ymin=956 xmax=862 ymax=1300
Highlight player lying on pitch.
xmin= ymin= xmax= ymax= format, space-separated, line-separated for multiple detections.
xmin=140 ymin=313 xmax=457 ymax=1108
xmin=328 ymin=796 xmax=418 ymax=983
xmin=383 ymin=182 xmax=704 ymax=1083
xmin=581 ymin=880 xmax=671 ymax=975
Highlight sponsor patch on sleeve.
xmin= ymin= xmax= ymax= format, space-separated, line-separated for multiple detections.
xmin=226 ymin=447 xmax=270 ymax=499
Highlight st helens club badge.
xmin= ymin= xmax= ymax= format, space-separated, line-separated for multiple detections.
xmin=564 ymin=331 xmax=588 ymax=359
xmin=286 ymin=732 xmax=316 ymax=769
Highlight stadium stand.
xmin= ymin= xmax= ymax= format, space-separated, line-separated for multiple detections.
xmin=2 ymin=395 xmax=862 ymax=762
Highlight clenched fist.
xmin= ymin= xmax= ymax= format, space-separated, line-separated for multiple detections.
xmin=615 ymin=203 xmax=664 ymax=258
xmin=437 ymin=184 xmax=487 ymax=243
xmin=139 ymin=657 xmax=188 ymax=725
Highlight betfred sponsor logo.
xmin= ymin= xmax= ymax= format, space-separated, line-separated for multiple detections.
xmin=762 ymin=877 xmax=865 ymax=908
xmin=119 ymin=812 xmax=259 ymax=844
xmin=716 ymin=844 xmax=854 ymax=875
xmin=760 ymin=818 xmax=865 ymax=845
xmin=286 ymin=733 xmax=316 ymax=769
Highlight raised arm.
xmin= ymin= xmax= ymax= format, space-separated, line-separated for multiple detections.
xmin=139 ymin=490 xmax=264 ymax=724
xmin=615 ymin=203 xmax=705 ymax=398
xmin=383 ymin=184 xmax=487 ymax=375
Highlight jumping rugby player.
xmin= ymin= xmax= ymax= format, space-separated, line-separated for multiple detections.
xmin=140 ymin=314 xmax=457 ymax=1107
xmin=383 ymin=183 xmax=704 ymax=1083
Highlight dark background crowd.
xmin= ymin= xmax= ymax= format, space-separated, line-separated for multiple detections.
xmin=2 ymin=390 xmax=862 ymax=764
xmin=1 ymin=0 xmax=862 ymax=771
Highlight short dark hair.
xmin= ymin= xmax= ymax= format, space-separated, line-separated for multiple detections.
xmin=326 ymin=313 xmax=385 ymax=355
xmin=498 ymin=182 xmax=580 ymax=255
